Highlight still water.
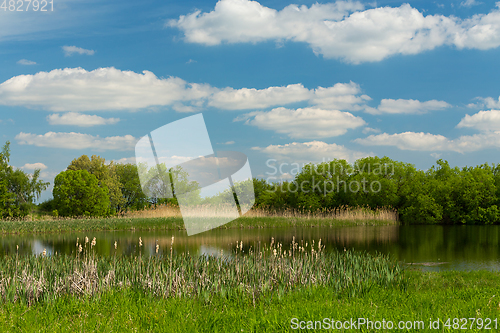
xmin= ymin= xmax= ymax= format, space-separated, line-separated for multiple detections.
xmin=1 ymin=225 xmax=500 ymax=271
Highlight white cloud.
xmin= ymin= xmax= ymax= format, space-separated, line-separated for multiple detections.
xmin=460 ymin=0 xmax=482 ymax=8
xmin=430 ymin=153 xmax=442 ymax=159
xmin=209 ymin=83 xmax=311 ymax=110
xmin=0 ymin=67 xmax=215 ymax=112
xmin=17 ymin=59 xmax=36 ymax=65
xmin=365 ymin=99 xmax=451 ymax=115
xmin=21 ymin=162 xmax=48 ymax=170
xmin=209 ymin=81 xmax=369 ymax=111
xmin=169 ymin=0 xmax=500 ymax=63
xmin=47 ymin=112 xmax=120 ymax=127
xmin=469 ymin=96 xmax=500 ymax=109
xmin=254 ymin=141 xmax=372 ymax=164
xmin=355 ymin=131 xmax=500 ymax=153
xmin=62 ymin=45 xmax=95 ymax=56
xmin=362 ymin=127 xmax=380 ymax=134
xmin=237 ymin=107 xmax=366 ymax=139
xmin=222 ymin=141 xmax=235 ymax=145
xmin=0 ymin=68 xmax=371 ymax=113
xmin=113 ymin=157 xmax=137 ymax=164
xmin=355 ymin=132 xmax=450 ymax=151
xmin=15 ymin=132 xmax=136 ymax=151
xmin=457 ymin=109 xmax=500 ymax=131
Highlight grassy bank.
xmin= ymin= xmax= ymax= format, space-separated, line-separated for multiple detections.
xmin=0 ymin=270 xmax=498 ymax=332
xmin=0 ymin=206 xmax=398 ymax=235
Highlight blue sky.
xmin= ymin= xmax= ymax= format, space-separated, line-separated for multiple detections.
xmin=1 ymin=0 xmax=500 ymax=201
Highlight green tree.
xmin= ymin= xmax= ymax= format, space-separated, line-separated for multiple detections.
xmin=0 ymin=141 xmax=49 ymax=218
xmin=0 ymin=142 xmax=14 ymax=217
xmin=53 ymin=169 xmax=110 ymax=217
xmin=115 ymin=163 xmax=148 ymax=211
xmin=68 ymin=155 xmax=125 ymax=214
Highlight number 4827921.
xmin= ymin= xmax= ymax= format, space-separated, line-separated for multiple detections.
xmin=1 ymin=0 xmax=53 ymax=11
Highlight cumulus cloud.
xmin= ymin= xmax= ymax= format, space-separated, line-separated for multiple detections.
xmin=254 ymin=141 xmax=372 ymax=164
xmin=21 ymin=163 xmax=48 ymax=170
xmin=457 ymin=109 xmax=500 ymax=131
xmin=236 ymin=107 xmax=366 ymax=139
xmin=62 ymin=46 xmax=95 ymax=56
xmin=15 ymin=132 xmax=136 ymax=151
xmin=365 ymin=99 xmax=451 ymax=115
xmin=47 ymin=112 xmax=120 ymax=127
xmin=209 ymin=81 xmax=369 ymax=110
xmin=354 ymin=131 xmax=500 ymax=153
xmin=209 ymin=84 xmax=310 ymax=110
xmin=169 ymin=0 xmax=500 ymax=63
xmin=0 ymin=68 xmax=371 ymax=113
xmin=0 ymin=67 xmax=214 ymax=112
xmin=17 ymin=59 xmax=36 ymax=65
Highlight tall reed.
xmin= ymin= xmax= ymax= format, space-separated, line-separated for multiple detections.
xmin=0 ymin=237 xmax=404 ymax=306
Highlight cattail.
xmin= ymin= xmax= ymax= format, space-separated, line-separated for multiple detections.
xmin=42 ymin=249 xmax=46 ymax=256
xmin=91 ymin=237 xmax=96 ymax=248
xmin=273 ymin=249 xmax=277 ymax=257
xmin=156 ymin=244 xmax=159 ymax=254
xmin=240 ymin=241 xmax=243 ymax=251
xmin=139 ymin=237 xmax=142 ymax=247
xmin=114 ymin=241 xmax=117 ymax=250
xmin=171 ymin=236 xmax=174 ymax=245
xmin=76 ymin=237 xmax=79 ymax=246
xmin=16 ymin=245 xmax=19 ymax=251
xmin=85 ymin=236 xmax=89 ymax=244
xmin=79 ymin=245 xmax=83 ymax=253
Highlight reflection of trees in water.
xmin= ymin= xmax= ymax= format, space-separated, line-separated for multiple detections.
xmin=2 ymin=226 xmax=500 ymax=265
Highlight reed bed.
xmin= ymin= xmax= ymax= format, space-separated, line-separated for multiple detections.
xmin=124 ymin=204 xmax=399 ymax=222
xmin=0 ymin=237 xmax=404 ymax=306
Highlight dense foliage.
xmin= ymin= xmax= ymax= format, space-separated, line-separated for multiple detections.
xmin=53 ymin=169 xmax=110 ymax=217
xmin=0 ymin=142 xmax=49 ymax=218
xmin=257 ymin=157 xmax=500 ymax=225
xmin=3 ymin=140 xmax=500 ymax=224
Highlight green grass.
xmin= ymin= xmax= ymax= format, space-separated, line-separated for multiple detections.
xmin=0 ymin=216 xmax=396 ymax=235
xmin=1 ymin=270 xmax=499 ymax=332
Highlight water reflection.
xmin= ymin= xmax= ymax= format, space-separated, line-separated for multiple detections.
xmin=1 ymin=225 xmax=500 ymax=271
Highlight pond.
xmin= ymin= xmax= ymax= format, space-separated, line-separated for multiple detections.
xmin=1 ymin=225 xmax=500 ymax=271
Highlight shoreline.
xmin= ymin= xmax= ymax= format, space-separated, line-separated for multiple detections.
xmin=0 ymin=216 xmax=398 ymax=235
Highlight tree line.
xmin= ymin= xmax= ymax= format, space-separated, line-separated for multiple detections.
xmin=2 ymin=141 xmax=500 ymax=224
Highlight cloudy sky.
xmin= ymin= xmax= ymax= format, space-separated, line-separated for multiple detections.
xmin=1 ymin=0 xmax=500 ymax=201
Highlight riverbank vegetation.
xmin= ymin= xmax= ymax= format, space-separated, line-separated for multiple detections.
xmin=0 ymin=238 xmax=403 ymax=305
xmin=3 ymin=140 xmax=500 ymax=225
xmin=0 ymin=243 xmax=498 ymax=332
xmin=0 ymin=206 xmax=397 ymax=234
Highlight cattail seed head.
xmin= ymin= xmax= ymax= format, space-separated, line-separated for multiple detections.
xmin=42 ymin=249 xmax=46 ymax=256
xmin=91 ymin=237 xmax=96 ymax=248
xmin=156 ymin=244 xmax=159 ymax=253
xmin=139 ymin=237 xmax=142 ymax=247
xmin=114 ymin=241 xmax=117 ymax=250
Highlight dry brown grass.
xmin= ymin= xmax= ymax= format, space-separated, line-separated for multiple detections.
xmin=123 ymin=204 xmax=399 ymax=222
